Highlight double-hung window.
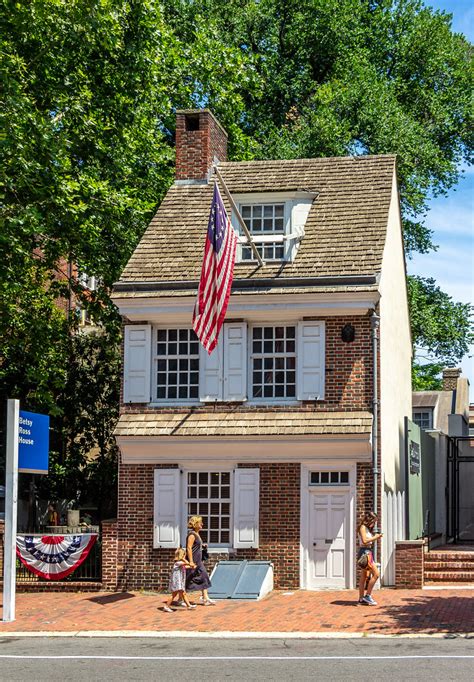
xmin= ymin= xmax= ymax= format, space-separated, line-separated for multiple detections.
xmin=186 ymin=472 xmax=231 ymax=546
xmin=251 ymin=325 xmax=296 ymax=399
xmin=233 ymin=193 xmax=313 ymax=264
xmin=240 ymin=203 xmax=287 ymax=261
xmin=123 ymin=320 xmax=325 ymax=404
xmin=155 ymin=328 xmax=199 ymax=401
xmin=154 ymin=468 xmax=260 ymax=550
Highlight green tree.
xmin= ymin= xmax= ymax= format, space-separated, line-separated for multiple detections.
xmin=0 ymin=0 xmax=258 ymax=512
xmin=163 ymin=0 xmax=473 ymax=386
xmin=408 ymin=276 xmax=473 ymax=388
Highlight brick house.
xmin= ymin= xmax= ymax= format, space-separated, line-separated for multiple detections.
xmin=111 ymin=109 xmax=412 ymax=591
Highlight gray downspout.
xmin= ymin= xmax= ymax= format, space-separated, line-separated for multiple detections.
xmin=371 ymin=312 xmax=380 ymax=562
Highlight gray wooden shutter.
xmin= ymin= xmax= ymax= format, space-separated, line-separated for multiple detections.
xmin=199 ymin=335 xmax=223 ymax=401
xmin=223 ymin=323 xmax=247 ymax=401
xmin=153 ymin=469 xmax=181 ymax=548
xmin=123 ymin=325 xmax=151 ymax=403
xmin=297 ymin=321 xmax=325 ymax=400
xmin=233 ymin=468 xmax=260 ymax=548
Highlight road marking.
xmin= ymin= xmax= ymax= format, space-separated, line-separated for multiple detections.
xmin=0 ymin=655 xmax=473 ymax=661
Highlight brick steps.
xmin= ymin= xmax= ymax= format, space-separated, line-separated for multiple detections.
xmin=424 ymin=571 xmax=474 ymax=582
xmin=424 ymin=561 xmax=474 ymax=571
xmin=427 ymin=552 xmax=474 ymax=562
xmin=424 ymin=550 xmax=474 ymax=585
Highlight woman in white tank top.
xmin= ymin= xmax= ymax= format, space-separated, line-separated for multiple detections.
xmin=357 ymin=511 xmax=383 ymax=605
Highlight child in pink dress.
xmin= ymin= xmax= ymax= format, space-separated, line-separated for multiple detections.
xmin=163 ymin=548 xmax=196 ymax=612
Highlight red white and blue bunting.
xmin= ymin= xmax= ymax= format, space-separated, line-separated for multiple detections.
xmin=16 ymin=534 xmax=98 ymax=580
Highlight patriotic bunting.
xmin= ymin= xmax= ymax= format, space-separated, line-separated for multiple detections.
xmin=16 ymin=534 xmax=97 ymax=580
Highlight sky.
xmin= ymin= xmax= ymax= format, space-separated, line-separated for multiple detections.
xmin=407 ymin=0 xmax=473 ymax=389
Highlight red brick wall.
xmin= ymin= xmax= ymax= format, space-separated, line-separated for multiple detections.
xmin=395 ymin=540 xmax=424 ymax=588
xmin=175 ymin=109 xmax=228 ymax=181
xmin=101 ymin=519 xmax=118 ymax=591
xmin=121 ymin=315 xmax=374 ymax=415
xmin=116 ymin=462 xmax=300 ymax=591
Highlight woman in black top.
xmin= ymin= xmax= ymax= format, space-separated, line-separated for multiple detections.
xmin=185 ymin=515 xmax=215 ymax=606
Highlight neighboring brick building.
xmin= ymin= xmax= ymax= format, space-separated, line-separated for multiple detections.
xmin=111 ymin=109 xmax=412 ymax=591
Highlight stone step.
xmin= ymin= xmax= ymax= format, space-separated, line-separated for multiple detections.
xmin=424 ymin=571 xmax=474 ymax=582
xmin=426 ymin=552 xmax=474 ymax=562
xmin=424 ymin=561 xmax=474 ymax=571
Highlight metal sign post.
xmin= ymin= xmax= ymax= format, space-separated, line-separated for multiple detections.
xmin=3 ymin=399 xmax=19 ymax=622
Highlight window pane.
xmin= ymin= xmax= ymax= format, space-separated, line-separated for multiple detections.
xmin=221 ymin=472 xmax=230 ymax=485
xmin=199 ymin=472 xmax=209 ymax=484
xmin=321 ymin=472 xmax=329 ymax=483
xmin=331 ymin=472 xmax=339 ymax=483
xmin=275 ymin=204 xmax=284 ymax=217
xmin=188 ymin=472 xmax=197 ymax=485
xmin=154 ymin=328 xmax=199 ymax=401
xmin=340 ymin=472 xmax=349 ymax=483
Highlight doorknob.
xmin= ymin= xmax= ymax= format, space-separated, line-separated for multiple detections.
xmin=313 ymin=542 xmax=317 ymax=546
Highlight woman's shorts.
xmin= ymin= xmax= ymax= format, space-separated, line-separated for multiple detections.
xmin=357 ymin=547 xmax=374 ymax=568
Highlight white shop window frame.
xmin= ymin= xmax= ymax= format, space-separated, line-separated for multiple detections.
xmin=181 ymin=464 xmax=235 ymax=551
xmin=152 ymin=326 xmax=200 ymax=405
xmin=248 ymin=322 xmax=298 ymax=403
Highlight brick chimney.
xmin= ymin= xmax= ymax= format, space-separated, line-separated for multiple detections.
xmin=175 ymin=109 xmax=228 ymax=182
xmin=442 ymin=367 xmax=462 ymax=391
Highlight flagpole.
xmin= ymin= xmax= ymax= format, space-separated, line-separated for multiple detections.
xmin=212 ymin=165 xmax=265 ymax=267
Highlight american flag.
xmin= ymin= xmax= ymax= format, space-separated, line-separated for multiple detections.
xmin=193 ymin=182 xmax=238 ymax=353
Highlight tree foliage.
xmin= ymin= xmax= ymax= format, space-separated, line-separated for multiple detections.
xmin=408 ymin=276 xmax=473 ymax=389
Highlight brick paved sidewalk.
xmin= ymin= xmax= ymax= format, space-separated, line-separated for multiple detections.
xmin=1 ymin=589 xmax=473 ymax=635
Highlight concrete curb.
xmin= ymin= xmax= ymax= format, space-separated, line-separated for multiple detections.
xmin=0 ymin=630 xmax=472 ymax=639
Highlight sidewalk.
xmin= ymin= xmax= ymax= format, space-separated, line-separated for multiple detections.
xmin=1 ymin=588 xmax=473 ymax=636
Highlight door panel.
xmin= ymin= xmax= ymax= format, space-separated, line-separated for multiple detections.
xmin=308 ymin=491 xmax=349 ymax=588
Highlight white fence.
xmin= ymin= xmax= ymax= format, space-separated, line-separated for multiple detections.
xmin=381 ymin=490 xmax=406 ymax=586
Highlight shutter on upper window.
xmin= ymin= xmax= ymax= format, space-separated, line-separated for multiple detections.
xmin=223 ymin=323 xmax=247 ymax=401
xmin=153 ymin=469 xmax=181 ymax=549
xmin=297 ymin=321 xmax=325 ymax=400
xmin=199 ymin=335 xmax=223 ymax=401
xmin=123 ymin=325 xmax=151 ymax=403
xmin=287 ymin=199 xmax=312 ymax=260
xmin=233 ymin=468 xmax=259 ymax=548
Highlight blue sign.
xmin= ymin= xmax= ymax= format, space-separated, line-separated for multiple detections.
xmin=18 ymin=410 xmax=49 ymax=474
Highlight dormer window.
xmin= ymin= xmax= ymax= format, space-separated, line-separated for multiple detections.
xmin=240 ymin=203 xmax=286 ymax=261
xmin=232 ymin=192 xmax=313 ymax=263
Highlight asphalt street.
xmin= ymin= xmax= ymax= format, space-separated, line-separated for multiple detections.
xmin=0 ymin=636 xmax=472 ymax=681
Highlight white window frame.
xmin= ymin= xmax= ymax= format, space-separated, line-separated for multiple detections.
xmin=238 ymin=201 xmax=291 ymax=262
xmin=309 ymin=470 xmax=350 ymax=486
xmin=412 ymin=409 xmax=433 ymax=430
xmin=181 ymin=465 xmax=234 ymax=550
xmin=232 ymin=191 xmax=312 ymax=264
xmin=152 ymin=326 xmax=200 ymax=404
xmin=248 ymin=323 xmax=298 ymax=403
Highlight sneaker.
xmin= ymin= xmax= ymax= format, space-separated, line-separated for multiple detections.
xmin=186 ymin=604 xmax=197 ymax=609
xmin=362 ymin=595 xmax=377 ymax=606
xmin=203 ymin=598 xmax=216 ymax=606
xmin=358 ymin=598 xmax=367 ymax=605
xmin=163 ymin=605 xmax=174 ymax=612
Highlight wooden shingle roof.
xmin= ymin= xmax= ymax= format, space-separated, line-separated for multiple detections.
xmin=116 ymin=155 xmax=396 ymax=291
xmin=115 ymin=411 xmax=373 ymax=438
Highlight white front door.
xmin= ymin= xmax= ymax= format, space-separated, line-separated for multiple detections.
xmin=308 ymin=491 xmax=349 ymax=588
